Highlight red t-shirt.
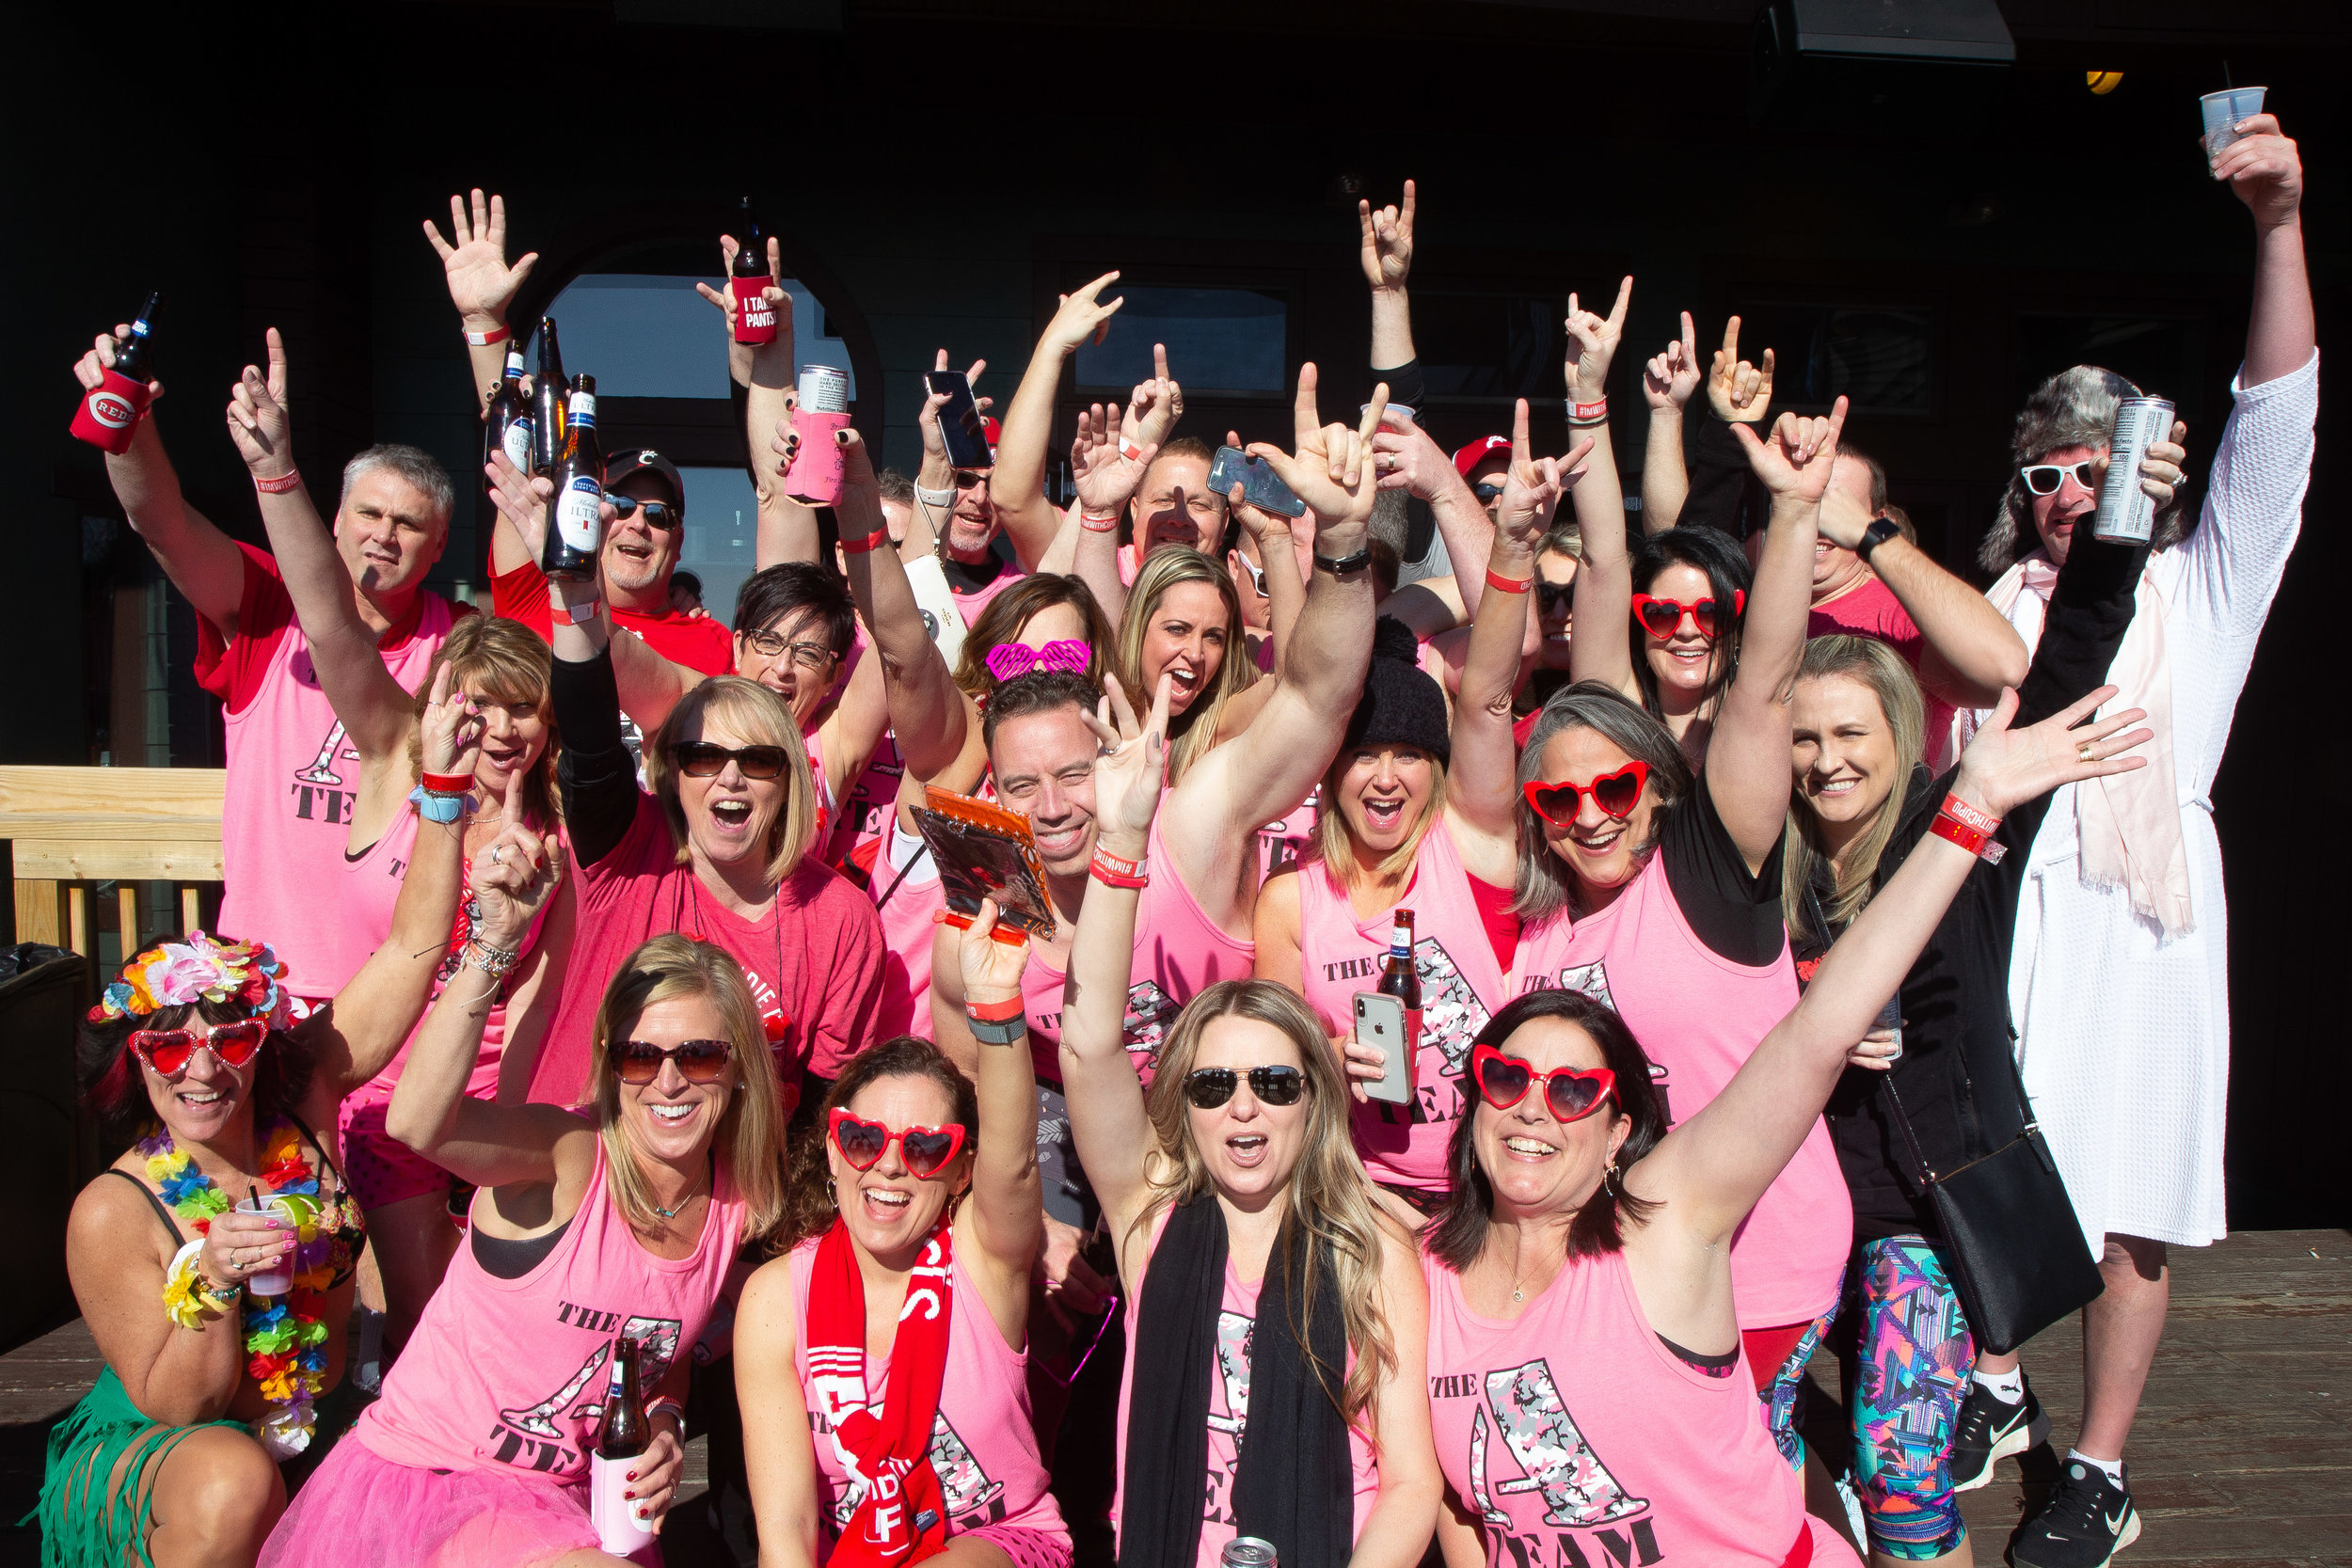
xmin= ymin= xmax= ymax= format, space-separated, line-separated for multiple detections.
xmin=491 ymin=561 xmax=735 ymax=676
xmin=194 ymin=542 xmax=465 ymax=714
xmin=1806 ymin=574 xmax=1953 ymax=748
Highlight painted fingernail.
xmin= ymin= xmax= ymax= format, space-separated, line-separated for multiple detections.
xmin=628 ymin=1471 xmax=638 ymax=1481
xmin=637 ymin=1509 xmax=650 ymax=1520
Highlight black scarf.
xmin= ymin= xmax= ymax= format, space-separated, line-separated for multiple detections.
xmin=1119 ymin=1195 xmax=1354 ymax=1568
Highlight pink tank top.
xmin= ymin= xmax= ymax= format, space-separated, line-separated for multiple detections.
xmin=1515 ymin=855 xmax=1850 ymax=1329
xmin=1295 ymin=818 xmax=1526 ymax=1193
xmin=356 ymin=1138 xmax=744 ymax=1481
xmin=787 ymin=1236 xmax=1066 ymax=1546
xmin=869 ymin=836 xmax=946 ymax=1042
xmin=950 ymin=565 xmax=1027 ymax=626
xmin=1257 ymin=785 xmax=1319 ymax=880
xmin=218 ymin=598 xmax=453 ymax=1000
xmin=1422 ymin=1245 xmax=1833 ymax=1567
xmin=1114 ymin=1212 xmax=1380 ymax=1566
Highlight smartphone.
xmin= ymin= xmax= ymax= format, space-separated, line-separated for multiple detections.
xmin=1207 ymin=444 xmax=1308 ymax=518
xmin=1353 ymin=991 xmax=1413 ymax=1106
xmin=925 ymin=371 xmax=993 ymax=471
xmin=1873 ymin=994 xmax=1905 ymax=1062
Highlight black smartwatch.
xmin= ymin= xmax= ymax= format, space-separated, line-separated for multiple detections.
xmin=1314 ymin=546 xmax=1374 ymax=575
xmin=1856 ymin=518 xmax=1902 ymax=563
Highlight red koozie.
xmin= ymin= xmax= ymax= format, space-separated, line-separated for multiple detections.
xmin=783 ymin=408 xmax=850 ymax=506
xmin=71 ymin=369 xmax=151 ymax=455
xmin=731 ymin=277 xmax=777 ymax=345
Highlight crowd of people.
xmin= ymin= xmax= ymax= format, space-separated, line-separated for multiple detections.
xmin=40 ymin=108 xmax=2312 ymax=1568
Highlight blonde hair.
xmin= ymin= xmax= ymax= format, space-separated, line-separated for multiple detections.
xmin=588 ymin=935 xmax=787 ymax=1243
xmin=643 ymin=676 xmax=818 ymax=884
xmin=1783 ymin=637 xmax=1927 ymax=952
xmin=410 ymin=615 xmax=560 ymax=832
xmin=1117 ymin=548 xmax=1256 ymax=785
xmin=1132 ymin=979 xmax=1396 ymax=1430
xmin=1313 ymin=752 xmax=1449 ymax=887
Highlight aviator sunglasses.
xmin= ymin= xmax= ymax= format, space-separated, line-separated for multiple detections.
xmin=613 ymin=1037 xmax=734 ymax=1085
xmin=2020 ymin=461 xmax=2098 ymax=497
xmin=130 ymin=1019 xmax=269 ymax=1076
xmin=1471 ymin=1042 xmax=1616 ymax=1123
xmin=604 ymin=495 xmax=678 ymax=529
xmin=829 ymin=1107 xmax=968 ymax=1178
xmin=672 ymin=742 xmax=792 ymax=780
xmin=1629 ymin=590 xmax=1744 ymax=641
xmin=1521 ymin=760 xmax=1650 ymax=826
xmin=1184 ymin=1065 xmax=1308 ymax=1110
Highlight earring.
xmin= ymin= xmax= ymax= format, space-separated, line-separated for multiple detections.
xmin=824 ymin=1177 xmax=836 ymax=1207
xmin=1602 ymin=1161 xmax=1618 ymax=1196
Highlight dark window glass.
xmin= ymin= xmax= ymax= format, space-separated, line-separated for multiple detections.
xmin=1073 ymin=286 xmax=1287 ymax=393
xmin=544 ymin=273 xmax=855 ymax=401
xmin=1411 ymin=293 xmax=1558 ymax=401
xmin=1726 ymin=303 xmax=1935 ymax=417
xmin=673 ymin=465 xmax=759 ymax=629
xmin=2014 ymin=314 xmax=2206 ymax=423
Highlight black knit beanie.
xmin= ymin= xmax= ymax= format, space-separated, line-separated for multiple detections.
xmin=1343 ymin=617 xmax=1451 ymax=767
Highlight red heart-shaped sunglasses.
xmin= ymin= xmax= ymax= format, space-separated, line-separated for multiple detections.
xmin=829 ymin=1106 xmax=968 ymax=1179
xmin=130 ymin=1019 xmax=269 ymax=1077
xmin=1629 ymin=589 xmax=1744 ymax=641
xmin=1470 ymin=1042 xmax=1617 ymax=1123
xmin=1521 ymin=760 xmax=1650 ymax=826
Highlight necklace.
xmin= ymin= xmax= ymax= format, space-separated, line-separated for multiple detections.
xmin=142 ymin=1117 xmax=340 ymax=1457
xmin=650 ymin=1159 xmax=713 ymax=1220
xmin=1506 ymin=1236 xmax=1559 ymax=1305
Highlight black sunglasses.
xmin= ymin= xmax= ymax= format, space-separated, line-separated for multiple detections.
xmin=1184 ymin=1065 xmax=1307 ymax=1109
xmin=952 ymin=469 xmax=989 ymax=489
xmin=672 ymin=741 xmax=791 ymax=780
xmin=605 ymin=495 xmax=679 ymax=529
xmin=1535 ymin=581 xmax=1573 ymax=614
xmin=1473 ymin=481 xmax=1506 ymax=505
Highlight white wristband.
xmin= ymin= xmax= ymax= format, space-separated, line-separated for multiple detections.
xmin=559 ymin=597 xmax=602 ymax=626
xmin=914 ymin=482 xmax=955 ymax=508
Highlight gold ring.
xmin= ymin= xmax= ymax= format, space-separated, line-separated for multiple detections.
xmin=2078 ymin=742 xmax=2095 ymax=762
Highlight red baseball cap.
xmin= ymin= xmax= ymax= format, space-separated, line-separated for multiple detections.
xmin=1453 ymin=436 xmax=1511 ymax=479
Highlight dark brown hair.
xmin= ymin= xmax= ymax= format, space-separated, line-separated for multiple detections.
xmin=78 ymin=982 xmax=315 ymax=1149
xmin=774 ymin=1036 xmax=979 ymax=1254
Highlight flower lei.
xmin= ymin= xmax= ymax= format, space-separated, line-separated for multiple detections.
xmin=144 ymin=1117 xmax=348 ymax=1459
xmin=92 ymin=930 xmax=292 ymax=1028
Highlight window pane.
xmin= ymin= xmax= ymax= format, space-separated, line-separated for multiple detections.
xmin=1726 ymin=303 xmax=1934 ymax=416
xmin=2014 ymin=314 xmax=2204 ymax=422
xmin=1411 ymin=293 xmax=1557 ymax=400
xmin=1073 ymin=286 xmax=1286 ymax=393
xmin=542 ymin=274 xmax=857 ymax=401
xmin=674 ymin=465 xmax=760 ymax=630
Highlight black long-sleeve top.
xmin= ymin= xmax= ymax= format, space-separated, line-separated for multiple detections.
xmin=550 ymin=644 xmax=644 ymax=870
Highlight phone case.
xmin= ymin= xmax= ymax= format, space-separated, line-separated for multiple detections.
xmin=1354 ymin=991 xmax=1413 ymax=1105
xmin=928 ymin=373 xmax=993 ymax=471
xmin=910 ymin=786 xmax=1057 ymax=945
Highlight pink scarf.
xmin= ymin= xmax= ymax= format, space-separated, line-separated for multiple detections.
xmin=1972 ymin=552 xmax=2193 ymax=937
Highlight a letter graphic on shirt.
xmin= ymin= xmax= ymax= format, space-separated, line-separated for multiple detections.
xmin=294 ymin=718 xmax=357 ymax=786
xmin=1479 ymin=1359 xmax=1648 ymax=1528
xmin=824 ymin=1412 xmax=1007 ymax=1532
xmin=497 ymin=1315 xmax=684 ymax=1443
xmin=1207 ymin=1309 xmax=1254 ymax=1438
xmin=1122 ymin=980 xmax=1183 ymax=1069
xmin=1418 ymin=938 xmax=1489 ymax=1080
xmin=1552 ymin=961 xmax=1615 ymax=1012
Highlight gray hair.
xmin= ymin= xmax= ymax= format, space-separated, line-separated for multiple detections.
xmin=1979 ymin=364 xmax=2186 ymax=574
xmin=1511 ymin=681 xmax=1694 ymax=927
xmin=340 ymin=444 xmax=455 ymax=531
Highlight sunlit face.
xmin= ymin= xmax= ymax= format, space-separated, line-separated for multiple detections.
xmin=989 ymin=705 xmax=1099 ymax=877
xmin=336 ymin=470 xmax=448 ymax=602
xmin=1186 ymin=1016 xmax=1311 ymax=1205
xmin=1134 ymin=453 xmax=1228 ymax=557
xmin=1468 ymin=454 xmax=1510 ymax=524
xmin=1014 ymin=601 xmax=1088 ymax=654
xmin=1535 ymin=550 xmax=1579 ymax=671
xmin=1532 ymin=723 xmax=1660 ymax=897
xmin=673 ymin=713 xmax=787 ymax=873
xmin=602 ymin=472 xmax=683 ymax=597
xmin=2028 ymin=442 xmax=2103 ymax=567
xmin=828 ymin=1071 xmax=970 ymax=1259
xmin=1790 ymin=673 xmax=1901 ymax=833
xmin=733 ymin=608 xmax=842 ymax=730
xmin=137 ymin=1008 xmax=263 ymax=1146
xmin=1334 ymin=744 xmax=1436 ymax=860
xmin=1640 ymin=562 xmax=1728 ymax=703
xmin=1471 ymin=1016 xmax=1629 ymax=1219
xmin=466 ymin=679 xmax=550 ymax=797
xmin=1140 ymin=580 xmax=1232 ymax=718
xmin=613 ymin=993 xmax=740 ymax=1170
xmin=1228 ymin=533 xmax=1271 ymax=631
xmin=1814 ymin=456 xmax=1874 ymax=596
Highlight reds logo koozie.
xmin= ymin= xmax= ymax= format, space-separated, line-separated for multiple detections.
xmin=70 ymin=369 xmax=153 ymax=455
xmin=730 ymin=276 xmax=778 ymax=346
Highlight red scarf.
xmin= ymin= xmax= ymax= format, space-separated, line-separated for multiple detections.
xmin=807 ymin=1214 xmax=956 ymax=1568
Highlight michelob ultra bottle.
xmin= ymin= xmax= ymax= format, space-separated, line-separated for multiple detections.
xmin=72 ymin=293 xmax=163 ymax=454
xmin=486 ymin=347 xmax=531 ymax=476
xmin=543 ymin=373 xmax=605 ymax=581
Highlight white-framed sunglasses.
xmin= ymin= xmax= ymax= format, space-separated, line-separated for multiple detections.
xmin=2019 ymin=461 xmax=2097 ymax=497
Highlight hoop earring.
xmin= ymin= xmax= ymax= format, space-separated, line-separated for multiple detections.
xmin=1602 ymin=1161 xmax=1618 ymax=1196
xmin=825 ymin=1177 xmax=836 ymax=1208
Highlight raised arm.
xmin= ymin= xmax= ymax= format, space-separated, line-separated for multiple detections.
xmin=834 ymin=430 xmax=972 ymax=782
xmin=1044 ymin=400 xmax=1157 ymax=623
xmin=951 ymin=904 xmax=1045 ymax=1284
xmin=423 ymin=189 xmax=540 ymax=418
xmin=1561 ymin=280 xmax=1637 ymax=698
xmin=1361 ymin=180 xmax=1422 ymax=401
xmin=692 ymin=233 xmax=817 ymax=567
xmin=1638 ymin=310 xmax=1701 ymax=533
xmin=1371 ymin=410 xmax=1497 ymax=617
xmin=1818 ymin=479 xmax=2027 ymax=706
xmin=1676 ymin=317 xmax=1776 ymax=539
xmin=992 ymin=274 xmax=1125 ymax=570
xmin=1706 ymin=402 xmax=1848 ymax=869
xmin=2216 ymin=114 xmax=2313 ymax=388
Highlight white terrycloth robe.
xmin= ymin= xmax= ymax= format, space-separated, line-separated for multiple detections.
xmin=1960 ymin=351 xmax=2317 ymax=1253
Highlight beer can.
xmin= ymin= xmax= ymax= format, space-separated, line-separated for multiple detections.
xmin=800 ymin=364 xmax=850 ymax=415
xmin=1222 ymin=1541 xmax=1278 ymax=1568
xmin=2090 ymin=396 xmax=2173 ymax=546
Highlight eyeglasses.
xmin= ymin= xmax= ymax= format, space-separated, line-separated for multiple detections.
xmin=130 ymin=1019 xmax=268 ymax=1077
xmin=953 ymin=469 xmax=989 ymax=489
xmin=1535 ymin=581 xmax=1574 ymax=615
xmin=1235 ymin=552 xmax=1268 ymax=598
xmin=984 ymin=639 xmax=1091 ymax=682
xmin=1521 ymin=760 xmax=1650 ymax=826
xmin=1473 ymin=482 xmax=1507 ymax=505
xmin=614 ymin=1037 xmax=735 ymax=1085
xmin=1184 ymin=1065 xmax=1307 ymax=1110
xmin=829 ymin=1107 xmax=968 ymax=1178
xmin=605 ymin=496 xmax=679 ymax=529
xmin=1630 ymin=590 xmax=1744 ymax=641
xmin=2020 ymin=461 xmax=2098 ymax=497
xmin=1471 ymin=1043 xmax=1616 ymax=1123
xmin=672 ymin=742 xmax=792 ymax=780
xmin=740 ymin=628 xmax=835 ymax=671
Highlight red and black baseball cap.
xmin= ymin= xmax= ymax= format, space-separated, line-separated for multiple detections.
xmin=1453 ymin=435 xmax=1511 ymax=479
xmin=605 ymin=448 xmax=685 ymax=511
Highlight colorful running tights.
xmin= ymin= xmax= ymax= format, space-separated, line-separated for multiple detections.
xmin=1846 ymin=1235 xmax=1977 ymax=1559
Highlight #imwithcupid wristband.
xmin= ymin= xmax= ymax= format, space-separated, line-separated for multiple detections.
xmin=1118 ymin=434 xmax=1147 ymax=464
xmin=1485 ymin=568 xmax=1533 ymax=594
xmin=837 ymin=527 xmax=887 ymax=555
xmin=1090 ymin=845 xmax=1149 ymax=889
xmin=254 ymin=470 xmax=303 ymax=494
xmin=965 ymin=994 xmax=1025 ymax=1023
xmin=1929 ymin=793 xmax=2007 ymax=863
xmin=1566 ymin=397 xmax=1609 ymax=425
xmin=421 ymin=770 xmax=474 ymax=795
xmin=1079 ymin=509 xmax=1121 ymax=532
xmin=465 ymin=324 xmax=511 ymax=348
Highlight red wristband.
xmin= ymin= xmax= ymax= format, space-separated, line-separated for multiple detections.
xmin=1090 ymin=845 xmax=1150 ymax=889
xmin=837 ymin=528 xmax=887 ymax=555
xmin=965 ymin=994 xmax=1025 ymax=1023
xmin=253 ymin=470 xmax=302 ymax=494
xmin=1569 ymin=398 xmax=1608 ymax=422
xmin=1079 ymin=510 xmax=1121 ymax=532
xmin=465 ymin=323 xmax=511 ymax=347
xmin=421 ymin=770 xmax=474 ymax=795
xmin=1929 ymin=811 xmax=2008 ymax=864
xmin=1484 ymin=568 xmax=1533 ymax=594
xmin=1940 ymin=793 xmax=2000 ymax=836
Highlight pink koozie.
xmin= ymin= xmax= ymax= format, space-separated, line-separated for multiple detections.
xmin=785 ymin=410 xmax=851 ymax=505
xmin=731 ymin=277 xmax=778 ymax=345
xmin=71 ymin=368 xmax=151 ymax=454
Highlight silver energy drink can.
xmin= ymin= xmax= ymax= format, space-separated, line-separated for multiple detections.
xmin=800 ymin=364 xmax=850 ymax=415
xmin=1222 ymin=1541 xmax=1278 ymax=1568
xmin=2091 ymin=396 xmax=2173 ymax=545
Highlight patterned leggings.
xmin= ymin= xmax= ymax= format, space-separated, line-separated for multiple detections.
xmin=1842 ymin=1235 xmax=1978 ymax=1560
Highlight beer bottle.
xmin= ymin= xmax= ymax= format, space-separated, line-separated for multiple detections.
xmin=71 ymin=292 xmax=164 ymax=455
xmin=531 ymin=316 xmax=568 ymax=477
xmin=542 ymin=372 xmax=605 ymax=581
xmin=729 ymin=198 xmax=778 ymax=346
xmin=589 ymin=1335 xmax=657 ymax=1553
xmin=485 ymin=347 xmax=531 ymax=477
xmin=1377 ymin=908 xmax=1422 ymax=1072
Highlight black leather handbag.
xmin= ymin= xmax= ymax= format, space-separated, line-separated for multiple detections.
xmin=1880 ymin=1053 xmax=2105 ymax=1355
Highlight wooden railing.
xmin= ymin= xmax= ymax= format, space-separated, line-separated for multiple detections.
xmin=0 ymin=767 xmax=225 ymax=966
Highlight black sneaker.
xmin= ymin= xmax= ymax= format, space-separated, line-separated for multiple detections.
xmin=1949 ymin=1373 xmax=2048 ymax=1493
xmin=2011 ymin=1459 xmax=2139 ymax=1567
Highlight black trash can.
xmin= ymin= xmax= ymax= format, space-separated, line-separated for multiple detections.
xmin=0 ymin=944 xmax=97 ymax=1354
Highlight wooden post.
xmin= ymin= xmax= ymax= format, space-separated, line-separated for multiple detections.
xmin=118 ymin=883 xmax=139 ymax=956
xmin=180 ymin=885 xmax=200 ymax=935
xmin=13 ymin=879 xmax=66 ymax=946
xmin=67 ymin=887 xmax=89 ymax=958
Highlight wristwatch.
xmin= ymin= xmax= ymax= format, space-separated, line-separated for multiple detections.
xmin=1314 ymin=546 xmax=1374 ymax=575
xmin=1856 ymin=518 xmax=1902 ymax=563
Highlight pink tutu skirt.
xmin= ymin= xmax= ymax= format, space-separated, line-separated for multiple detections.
xmin=258 ymin=1430 xmax=660 ymax=1568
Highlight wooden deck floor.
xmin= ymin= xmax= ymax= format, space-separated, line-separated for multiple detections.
xmin=1 ymin=1228 xmax=2344 ymax=1565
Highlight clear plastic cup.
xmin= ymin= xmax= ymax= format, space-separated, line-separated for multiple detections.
xmin=234 ymin=1197 xmax=294 ymax=1295
xmin=2201 ymin=87 xmax=2266 ymax=156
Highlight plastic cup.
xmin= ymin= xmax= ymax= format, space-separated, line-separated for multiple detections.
xmin=235 ymin=1197 xmax=295 ymax=1295
xmin=2201 ymin=87 xmax=2266 ymax=156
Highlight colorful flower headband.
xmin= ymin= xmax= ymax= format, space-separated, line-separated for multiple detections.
xmin=90 ymin=931 xmax=293 ymax=1031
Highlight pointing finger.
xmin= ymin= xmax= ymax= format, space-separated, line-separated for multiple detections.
xmin=1604 ymin=276 xmax=1632 ymax=332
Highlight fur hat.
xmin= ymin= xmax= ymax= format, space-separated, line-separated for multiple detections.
xmin=1343 ymin=616 xmax=1451 ymax=767
xmin=1979 ymin=364 xmax=2186 ymax=573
